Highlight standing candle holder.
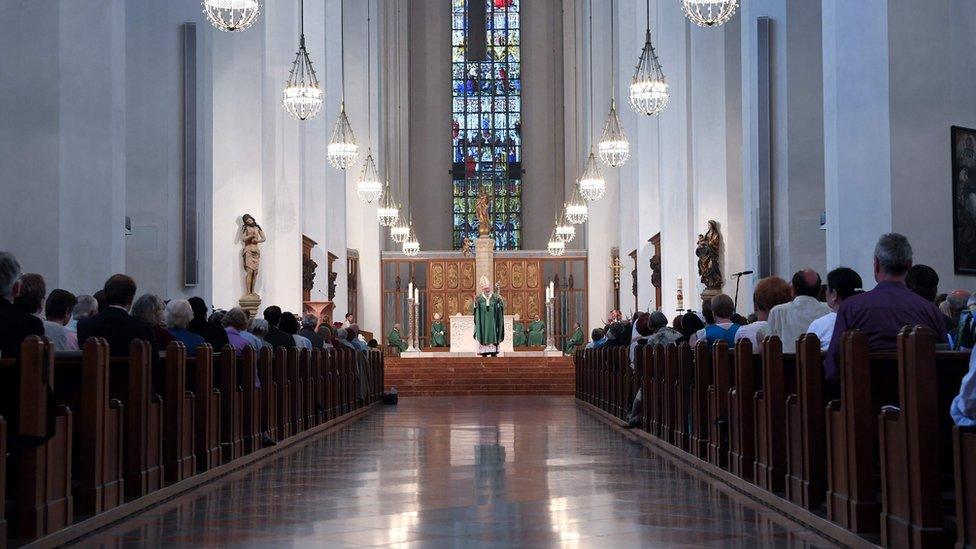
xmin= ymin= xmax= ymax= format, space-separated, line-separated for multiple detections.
xmin=544 ymin=296 xmax=557 ymax=352
xmin=406 ymin=294 xmax=418 ymax=353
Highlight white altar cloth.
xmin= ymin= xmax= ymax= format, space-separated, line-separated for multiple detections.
xmin=449 ymin=313 xmax=516 ymax=353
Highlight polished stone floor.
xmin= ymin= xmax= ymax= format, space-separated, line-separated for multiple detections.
xmin=84 ymin=396 xmax=835 ymax=547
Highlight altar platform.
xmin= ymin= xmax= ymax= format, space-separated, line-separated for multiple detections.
xmin=384 ymin=354 xmax=574 ymax=396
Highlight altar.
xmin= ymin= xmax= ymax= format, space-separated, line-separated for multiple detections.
xmin=449 ymin=313 xmax=517 ymax=353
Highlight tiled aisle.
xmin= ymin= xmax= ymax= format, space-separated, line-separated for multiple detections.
xmin=85 ymin=397 xmax=834 ymax=548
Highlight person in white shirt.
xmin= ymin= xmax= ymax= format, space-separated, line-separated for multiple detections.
xmin=951 ymin=348 xmax=976 ymax=426
xmin=44 ymin=289 xmax=79 ymax=351
xmin=734 ymin=276 xmax=793 ymax=352
xmin=767 ymin=269 xmax=832 ymax=353
xmin=806 ymin=267 xmax=863 ymax=351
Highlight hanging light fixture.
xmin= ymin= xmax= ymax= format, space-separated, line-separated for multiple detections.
xmin=555 ymin=208 xmax=576 ymax=243
xmin=630 ymin=0 xmax=669 ymax=116
xmin=565 ymin=180 xmax=589 ymax=224
xmin=390 ymin=206 xmax=410 ymax=243
xmin=377 ymin=181 xmax=400 ymax=227
xmin=547 ymin=224 xmax=566 ymax=257
xmin=580 ymin=0 xmax=606 ymax=202
xmin=579 ymin=150 xmax=606 ymax=202
xmin=402 ymin=221 xmax=420 ymax=257
xmin=328 ymin=0 xmax=359 ymax=169
xmin=282 ymin=0 xmax=323 ymax=121
xmin=202 ymin=0 xmax=261 ymax=32
xmin=356 ymin=2 xmax=382 ymax=202
xmin=598 ymin=0 xmax=630 ymax=167
xmin=681 ymin=0 xmax=739 ymax=27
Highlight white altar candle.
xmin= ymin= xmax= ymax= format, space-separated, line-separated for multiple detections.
xmin=414 ymin=288 xmax=419 ymax=302
xmin=408 ymin=282 xmax=413 ymax=299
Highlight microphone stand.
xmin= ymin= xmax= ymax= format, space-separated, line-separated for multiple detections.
xmin=731 ymin=272 xmax=745 ymax=313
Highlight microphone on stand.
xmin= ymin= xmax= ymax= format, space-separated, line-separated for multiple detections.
xmin=731 ymin=270 xmax=754 ymax=277
xmin=730 ymin=270 xmax=754 ymax=312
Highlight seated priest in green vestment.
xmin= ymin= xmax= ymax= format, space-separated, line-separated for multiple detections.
xmin=564 ymin=322 xmax=584 ymax=355
xmin=388 ymin=323 xmax=407 ymax=353
xmin=527 ymin=315 xmax=546 ymax=346
xmin=473 ymin=276 xmax=505 ymax=356
xmin=512 ymin=321 xmax=527 ymax=347
xmin=430 ymin=313 xmax=447 ymax=347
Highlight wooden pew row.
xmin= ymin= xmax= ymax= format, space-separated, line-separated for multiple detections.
xmin=574 ymin=327 xmax=974 ymax=548
xmin=4 ymin=339 xmax=384 ymax=546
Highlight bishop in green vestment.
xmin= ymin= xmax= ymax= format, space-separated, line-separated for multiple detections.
xmin=512 ymin=321 xmax=527 ymax=347
xmin=527 ymin=315 xmax=546 ymax=346
xmin=388 ymin=323 xmax=407 ymax=352
xmin=430 ymin=313 xmax=447 ymax=347
xmin=564 ymin=323 xmax=584 ymax=355
xmin=473 ymin=278 xmax=504 ymax=356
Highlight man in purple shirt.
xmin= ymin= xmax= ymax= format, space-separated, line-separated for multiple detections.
xmin=825 ymin=233 xmax=947 ymax=381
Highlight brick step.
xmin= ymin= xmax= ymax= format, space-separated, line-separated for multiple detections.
xmin=384 ymin=355 xmax=575 ymax=395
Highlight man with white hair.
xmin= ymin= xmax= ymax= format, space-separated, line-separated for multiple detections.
xmin=165 ymin=299 xmax=206 ymax=356
xmin=824 ymin=233 xmax=947 ymax=381
xmin=0 ymin=252 xmax=44 ymax=358
xmin=68 ymin=294 xmax=98 ymax=335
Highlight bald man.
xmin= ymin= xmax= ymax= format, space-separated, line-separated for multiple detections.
xmin=767 ymin=268 xmax=831 ymax=353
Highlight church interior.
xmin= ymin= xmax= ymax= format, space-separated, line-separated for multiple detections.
xmin=1 ymin=0 xmax=976 ymax=546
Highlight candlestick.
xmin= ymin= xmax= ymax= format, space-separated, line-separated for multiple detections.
xmin=408 ymin=281 xmax=413 ymax=297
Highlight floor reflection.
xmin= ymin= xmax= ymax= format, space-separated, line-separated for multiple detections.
xmin=83 ymin=396 xmax=834 ymax=548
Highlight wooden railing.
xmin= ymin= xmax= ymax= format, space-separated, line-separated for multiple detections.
xmin=0 ymin=337 xmax=385 ymax=547
xmin=575 ymin=326 xmax=974 ymax=548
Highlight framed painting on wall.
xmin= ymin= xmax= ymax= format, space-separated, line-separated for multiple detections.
xmin=952 ymin=126 xmax=976 ymax=274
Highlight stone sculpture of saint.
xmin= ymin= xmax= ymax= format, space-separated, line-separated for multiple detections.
xmin=475 ymin=190 xmax=492 ymax=236
xmin=696 ymin=220 xmax=723 ymax=290
xmin=241 ymin=214 xmax=266 ymax=297
xmin=473 ymin=276 xmax=504 ymax=356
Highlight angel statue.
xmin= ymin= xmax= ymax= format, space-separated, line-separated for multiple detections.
xmin=241 ymin=213 xmax=266 ymax=297
xmin=696 ymin=220 xmax=723 ymax=290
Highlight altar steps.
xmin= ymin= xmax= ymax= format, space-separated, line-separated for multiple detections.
xmin=384 ymin=356 xmax=575 ymax=396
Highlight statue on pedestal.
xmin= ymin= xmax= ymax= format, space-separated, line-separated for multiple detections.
xmin=696 ymin=220 xmax=723 ymax=300
xmin=473 ymin=276 xmax=504 ymax=356
xmin=476 ymin=188 xmax=492 ymax=237
xmin=240 ymin=213 xmax=266 ymax=316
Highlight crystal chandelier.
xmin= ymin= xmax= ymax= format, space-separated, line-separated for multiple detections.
xmin=599 ymin=99 xmax=630 ymax=167
xmin=390 ymin=208 xmax=410 ymax=243
xmin=357 ymin=150 xmax=382 ymax=203
xmin=681 ymin=0 xmax=739 ymax=27
xmin=202 ymin=0 xmax=261 ymax=32
xmin=328 ymin=102 xmax=359 ymax=170
xmin=547 ymin=226 xmax=566 ymax=256
xmin=630 ymin=1 xmax=669 ymax=117
xmin=579 ymin=150 xmax=606 ymax=202
xmin=555 ymin=209 xmax=576 ymax=243
xmin=282 ymin=0 xmax=323 ymax=121
xmin=377 ymin=181 xmax=400 ymax=227
xmin=402 ymin=224 xmax=420 ymax=257
xmin=565 ymin=180 xmax=589 ymax=224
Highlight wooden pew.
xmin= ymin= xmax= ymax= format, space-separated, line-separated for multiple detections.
xmin=309 ymin=349 xmax=323 ymax=424
xmin=954 ymin=425 xmax=976 ymax=549
xmin=322 ymin=349 xmax=335 ymax=421
xmin=259 ymin=346 xmax=277 ymax=442
xmin=163 ymin=342 xmax=196 ymax=484
xmin=878 ymin=327 xmax=970 ymax=548
xmin=241 ymin=346 xmax=262 ymax=454
xmin=653 ymin=344 xmax=668 ymax=439
xmin=218 ymin=346 xmax=243 ymax=461
xmin=2 ymin=337 xmax=74 ymax=539
xmin=51 ymin=339 xmax=124 ymax=516
xmin=728 ymin=339 xmax=756 ymax=480
xmin=784 ymin=333 xmax=827 ymax=510
xmin=707 ymin=341 xmax=731 ymax=468
xmin=690 ymin=341 xmax=711 ymax=459
xmin=672 ymin=343 xmax=692 ymax=450
xmin=186 ymin=344 xmax=221 ymax=472
xmin=754 ymin=335 xmax=796 ymax=493
xmin=110 ymin=340 xmax=163 ymax=499
xmin=275 ymin=347 xmax=293 ymax=439
xmin=290 ymin=349 xmax=305 ymax=433
xmin=826 ymin=330 xmax=885 ymax=534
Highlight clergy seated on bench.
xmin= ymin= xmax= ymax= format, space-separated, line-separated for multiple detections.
xmin=78 ymin=274 xmax=158 ymax=357
xmin=527 ymin=315 xmax=545 ymax=346
xmin=824 ymin=233 xmax=948 ymax=381
xmin=388 ymin=323 xmax=407 ymax=353
xmin=512 ymin=321 xmax=527 ymax=347
xmin=564 ymin=322 xmax=583 ymax=355
xmin=430 ymin=313 xmax=447 ymax=347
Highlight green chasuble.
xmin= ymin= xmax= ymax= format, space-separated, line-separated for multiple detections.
xmin=564 ymin=327 xmax=584 ymax=355
xmin=430 ymin=321 xmax=447 ymax=347
xmin=527 ymin=320 xmax=546 ymax=346
xmin=388 ymin=329 xmax=407 ymax=352
xmin=473 ymin=292 xmax=505 ymax=346
xmin=512 ymin=323 xmax=527 ymax=346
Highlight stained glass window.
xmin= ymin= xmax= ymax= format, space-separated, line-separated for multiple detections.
xmin=451 ymin=0 xmax=522 ymax=250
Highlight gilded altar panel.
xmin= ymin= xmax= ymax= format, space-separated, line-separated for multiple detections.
xmin=495 ymin=262 xmax=510 ymax=289
xmin=526 ymin=261 xmax=540 ymax=288
xmin=431 ymin=262 xmax=445 ymax=290
xmin=527 ymin=292 xmax=541 ymax=320
xmin=460 ymin=262 xmax=475 ymax=290
xmin=446 ymin=263 xmax=459 ymax=289
xmin=447 ymin=294 xmax=459 ymax=317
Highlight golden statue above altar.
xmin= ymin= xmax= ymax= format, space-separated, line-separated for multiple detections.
xmin=476 ymin=188 xmax=492 ymax=236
